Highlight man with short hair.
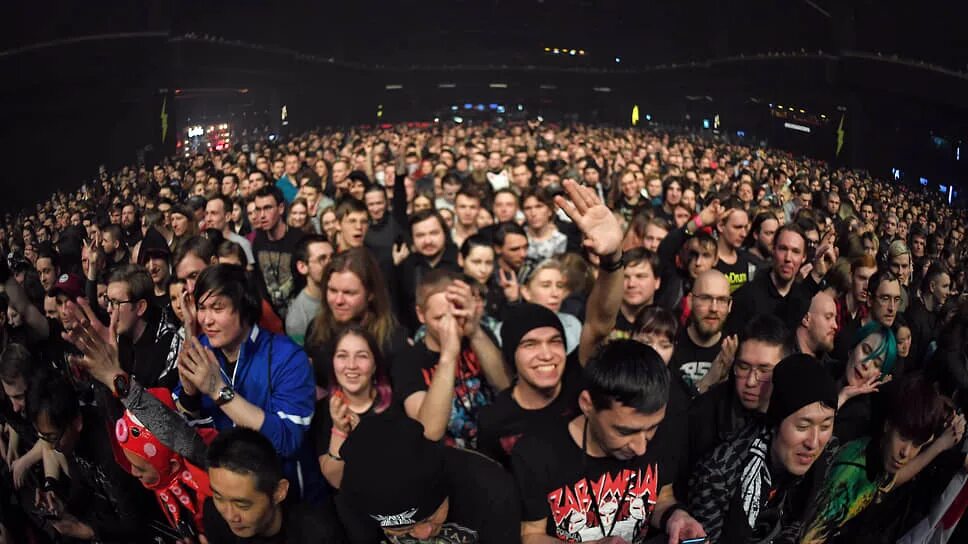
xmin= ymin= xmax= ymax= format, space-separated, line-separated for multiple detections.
xmin=250 ymin=186 xmax=304 ymax=318
xmin=108 ymin=264 xmax=178 ymax=389
xmin=687 ymin=315 xmax=791 ymax=475
xmin=275 ymin=152 xmax=301 ymax=202
xmin=221 ymin=172 xmax=239 ymax=197
xmin=335 ymin=197 xmax=370 ymax=252
xmin=285 ymin=234 xmax=333 ymax=345
xmin=203 ymin=427 xmax=344 ymax=543
xmin=512 ymin=340 xmax=706 ymax=543
xmin=394 ymin=269 xmax=510 ymax=448
xmin=34 ymin=249 xmax=59 ymax=292
xmin=616 ymin=248 xmax=661 ymax=334
xmin=100 ymin=223 xmax=130 ymax=274
xmin=714 ymin=205 xmax=753 ymax=292
xmin=27 ymin=370 xmax=157 ymax=542
xmin=794 ymin=290 xmax=839 ymax=358
xmin=452 ymin=186 xmax=481 ymax=248
xmin=205 ymin=194 xmax=255 ymax=265
xmin=690 ymin=354 xmax=839 ymax=542
xmin=726 ymin=224 xmax=829 ymax=335
xmin=338 ymin=413 xmax=520 ymax=543
xmin=642 ymin=217 xmax=669 ymax=252
xmin=905 ymin=263 xmax=951 ymax=369
xmin=674 ymin=270 xmax=732 ymax=390
xmin=394 ymin=210 xmax=460 ymax=332
xmin=120 ymin=201 xmax=142 ymax=247
xmin=0 ymin=344 xmax=44 ymax=495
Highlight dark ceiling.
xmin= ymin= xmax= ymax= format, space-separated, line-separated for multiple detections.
xmin=4 ymin=1 xmax=967 ymax=71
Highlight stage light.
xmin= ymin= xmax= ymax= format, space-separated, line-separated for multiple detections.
xmin=615 ymin=57 xmax=621 ymax=63
xmin=569 ymin=49 xmax=576 ymax=55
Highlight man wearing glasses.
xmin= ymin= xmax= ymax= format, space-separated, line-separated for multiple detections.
xmin=686 ymin=314 xmax=792 ymax=480
xmin=107 ymin=265 xmax=177 ymax=390
xmin=673 ymin=270 xmax=733 ymax=392
xmin=27 ymin=369 xmax=157 ymax=542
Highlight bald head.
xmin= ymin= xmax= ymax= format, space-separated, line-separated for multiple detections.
xmin=693 ymin=270 xmax=730 ymax=297
xmin=800 ymin=291 xmax=838 ymax=354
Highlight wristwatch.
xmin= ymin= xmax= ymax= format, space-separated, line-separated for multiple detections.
xmin=215 ymin=385 xmax=236 ymax=407
xmin=112 ymin=372 xmax=131 ymax=399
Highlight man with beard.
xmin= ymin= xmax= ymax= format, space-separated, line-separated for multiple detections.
xmin=714 ymin=203 xmax=753 ymax=293
xmin=394 ymin=209 xmax=460 ymax=333
xmin=745 ymin=211 xmax=779 ymax=271
xmin=673 ymin=270 xmax=732 ymax=391
xmin=905 ymin=263 xmax=951 ymax=369
xmin=120 ymin=201 xmax=142 ymax=248
xmin=486 ymin=221 xmax=531 ymax=320
xmin=793 ymin=291 xmax=839 ymax=360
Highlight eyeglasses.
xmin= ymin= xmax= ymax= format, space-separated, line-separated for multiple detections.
xmin=106 ymin=299 xmax=135 ymax=311
xmin=875 ymin=294 xmax=903 ymax=306
xmin=691 ymin=294 xmax=732 ymax=308
xmin=734 ymin=360 xmax=774 ymax=383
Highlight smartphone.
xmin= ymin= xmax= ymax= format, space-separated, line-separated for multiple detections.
xmin=680 ymin=538 xmax=708 ymax=544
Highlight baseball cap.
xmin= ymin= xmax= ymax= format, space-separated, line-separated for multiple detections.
xmin=48 ymin=272 xmax=84 ymax=300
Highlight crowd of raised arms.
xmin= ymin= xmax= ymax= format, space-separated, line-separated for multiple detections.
xmin=0 ymin=122 xmax=965 ymax=544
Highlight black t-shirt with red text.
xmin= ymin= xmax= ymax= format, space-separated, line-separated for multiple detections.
xmin=511 ymin=418 xmax=676 ymax=543
xmin=392 ymin=338 xmax=494 ymax=449
xmin=477 ymin=352 xmax=582 ymax=467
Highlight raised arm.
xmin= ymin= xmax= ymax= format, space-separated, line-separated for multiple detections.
xmin=448 ymin=279 xmax=511 ymax=391
xmin=553 ymin=179 xmax=625 ymax=365
xmin=405 ymin=311 xmax=461 ymax=441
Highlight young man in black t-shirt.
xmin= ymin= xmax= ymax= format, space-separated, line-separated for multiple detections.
xmin=478 ymin=178 xmax=628 ymax=466
xmin=393 ymin=268 xmax=510 ymax=448
xmin=714 ymin=204 xmax=755 ymax=293
xmin=203 ymin=428 xmax=345 ymax=544
xmin=511 ymin=340 xmax=706 ymax=543
xmin=250 ymin=185 xmax=304 ymax=318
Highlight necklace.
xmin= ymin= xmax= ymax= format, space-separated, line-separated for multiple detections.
xmin=580 ymin=418 xmax=633 ymax=539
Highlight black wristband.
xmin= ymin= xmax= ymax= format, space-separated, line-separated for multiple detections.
xmin=659 ymin=503 xmax=685 ymax=532
xmin=598 ymin=252 xmax=624 ymax=273
xmin=42 ymin=476 xmax=58 ymax=493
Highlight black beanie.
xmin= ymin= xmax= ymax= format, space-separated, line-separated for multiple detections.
xmin=500 ymin=303 xmax=565 ymax=365
xmin=766 ymin=354 xmax=839 ymax=426
xmin=339 ymin=413 xmax=448 ymax=529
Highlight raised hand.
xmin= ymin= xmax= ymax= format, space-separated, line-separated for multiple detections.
xmin=498 ymin=268 xmax=520 ymax=302
xmin=839 ymin=374 xmax=892 ymax=408
xmin=61 ymin=299 xmax=122 ymax=387
xmin=438 ymin=311 xmax=462 ymax=362
xmin=445 ymin=279 xmax=480 ymax=337
xmin=697 ymin=198 xmax=722 ymax=229
xmin=392 ymin=242 xmax=410 ymax=266
xmin=939 ymin=413 xmax=966 ymax=450
xmin=554 ymin=179 xmax=623 ymax=258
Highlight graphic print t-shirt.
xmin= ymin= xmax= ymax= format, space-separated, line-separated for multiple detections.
xmin=671 ymin=333 xmax=722 ymax=388
xmin=715 ymin=251 xmax=756 ymax=293
xmin=252 ymin=227 xmax=303 ymax=317
xmin=392 ymin=339 xmax=494 ymax=449
xmin=511 ymin=421 xmax=674 ymax=543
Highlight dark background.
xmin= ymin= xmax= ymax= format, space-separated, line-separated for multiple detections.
xmin=3 ymin=0 xmax=968 ymax=212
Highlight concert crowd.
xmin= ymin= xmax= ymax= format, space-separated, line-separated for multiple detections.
xmin=0 ymin=121 xmax=965 ymax=544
